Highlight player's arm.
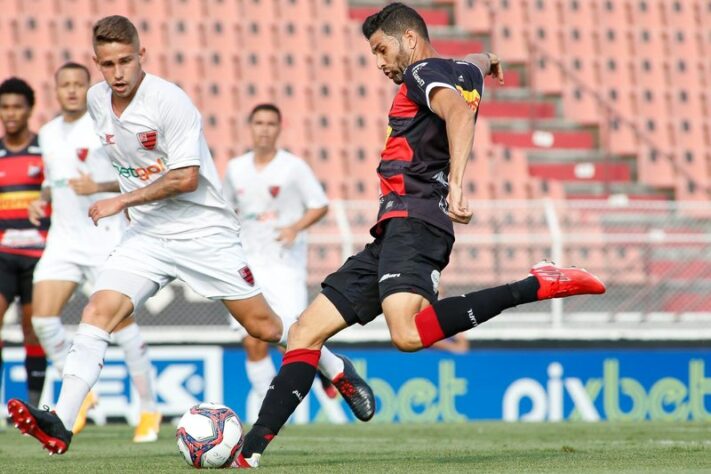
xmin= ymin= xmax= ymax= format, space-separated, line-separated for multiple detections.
xmin=463 ymin=52 xmax=504 ymax=85
xmin=278 ymin=159 xmax=330 ymax=246
xmin=28 ymin=186 xmax=52 ymax=226
xmin=88 ymin=166 xmax=198 ymax=225
xmin=429 ymin=87 xmax=476 ymax=224
xmin=69 ymin=173 xmax=120 ymax=195
xmin=277 ymin=205 xmax=328 ymax=247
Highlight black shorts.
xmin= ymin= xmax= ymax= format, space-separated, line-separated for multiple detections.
xmin=321 ymin=218 xmax=454 ymax=326
xmin=0 ymin=252 xmax=39 ymax=305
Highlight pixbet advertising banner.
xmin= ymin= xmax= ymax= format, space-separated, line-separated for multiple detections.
xmin=2 ymin=346 xmax=710 ymax=423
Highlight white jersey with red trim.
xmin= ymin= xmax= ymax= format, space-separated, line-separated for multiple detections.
xmin=87 ymin=73 xmax=239 ymax=239
xmin=222 ymin=150 xmax=328 ymax=272
xmin=38 ymin=112 xmax=124 ymax=261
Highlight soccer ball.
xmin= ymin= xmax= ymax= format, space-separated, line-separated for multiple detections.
xmin=176 ymin=403 xmax=244 ymax=468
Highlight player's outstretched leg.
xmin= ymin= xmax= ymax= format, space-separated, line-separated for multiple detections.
xmin=411 ymin=260 xmax=605 ymax=349
xmin=233 ymin=295 xmax=349 ymax=468
xmin=7 ymin=399 xmax=73 ymax=455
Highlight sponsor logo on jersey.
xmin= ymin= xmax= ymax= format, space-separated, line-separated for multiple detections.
xmin=456 ymin=86 xmax=481 ymax=113
xmin=411 ymin=62 xmax=428 ymax=88
xmin=27 ymin=164 xmax=42 ymax=177
xmin=239 ymin=266 xmax=255 ymax=286
xmin=76 ymin=148 xmax=89 ymax=162
xmin=103 ymin=133 xmax=115 ymax=145
xmin=137 ymin=130 xmax=158 ymax=150
xmin=269 ymin=186 xmax=280 ymax=198
xmin=112 ymin=157 xmax=167 ymax=181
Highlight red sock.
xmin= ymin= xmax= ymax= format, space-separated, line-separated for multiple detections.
xmin=414 ymin=306 xmax=445 ymax=348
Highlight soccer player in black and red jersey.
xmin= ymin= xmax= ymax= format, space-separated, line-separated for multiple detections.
xmin=234 ymin=4 xmax=606 ymax=467
xmin=0 ymin=77 xmax=48 ymax=407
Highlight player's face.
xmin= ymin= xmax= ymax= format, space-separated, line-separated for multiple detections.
xmin=0 ymin=93 xmax=32 ymax=136
xmin=93 ymin=41 xmax=145 ymax=99
xmin=250 ymin=110 xmax=281 ymax=150
xmin=369 ymin=29 xmax=411 ymax=85
xmin=55 ymin=68 xmax=90 ymax=114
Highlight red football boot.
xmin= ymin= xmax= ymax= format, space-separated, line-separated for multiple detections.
xmin=529 ymin=261 xmax=606 ymax=300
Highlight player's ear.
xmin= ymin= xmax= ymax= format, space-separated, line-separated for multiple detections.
xmin=403 ymin=29 xmax=417 ymax=50
xmin=138 ymin=47 xmax=146 ymax=64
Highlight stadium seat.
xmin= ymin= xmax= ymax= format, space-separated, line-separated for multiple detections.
xmin=490 ymin=0 xmax=527 ymax=63
xmin=453 ymin=0 xmax=492 ymax=35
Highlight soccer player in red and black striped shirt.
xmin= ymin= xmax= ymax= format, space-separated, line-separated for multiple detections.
xmin=234 ymin=4 xmax=607 ymax=466
xmin=0 ymin=77 xmax=48 ymax=407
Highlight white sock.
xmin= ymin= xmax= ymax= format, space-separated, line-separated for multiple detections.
xmin=31 ymin=316 xmax=70 ymax=374
xmin=245 ymin=356 xmax=276 ymax=423
xmin=112 ymin=322 xmax=157 ymax=413
xmin=55 ymin=323 xmax=110 ymax=430
xmin=318 ymin=346 xmax=345 ymax=380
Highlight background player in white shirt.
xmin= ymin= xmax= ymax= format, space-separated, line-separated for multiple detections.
xmin=28 ymin=62 xmax=160 ymax=442
xmin=224 ymin=104 xmax=366 ymax=423
xmin=8 ymin=15 xmax=372 ymax=455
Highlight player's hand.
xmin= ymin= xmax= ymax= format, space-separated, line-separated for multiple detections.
xmin=276 ymin=225 xmax=298 ymax=248
xmin=88 ymin=196 xmax=124 ymax=225
xmin=447 ymin=184 xmax=473 ymax=225
xmin=69 ymin=172 xmax=99 ymax=195
xmin=28 ymin=199 xmax=48 ymax=226
xmin=486 ymin=52 xmax=504 ymax=85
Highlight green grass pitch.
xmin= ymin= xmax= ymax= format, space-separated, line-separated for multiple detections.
xmin=1 ymin=422 xmax=710 ymax=473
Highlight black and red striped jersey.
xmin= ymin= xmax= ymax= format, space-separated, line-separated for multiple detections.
xmin=372 ymin=57 xmax=484 ymax=237
xmin=0 ymin=135 xmax=49 ymax=258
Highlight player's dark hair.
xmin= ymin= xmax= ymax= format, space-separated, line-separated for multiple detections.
xmin=93 ymin=15 xmax=139 ymax=48
xmin=55 ymin=62 xmax=91 ymax=83
xmin=249 ymin=103 xmax=282 ymax=123
xmin=0 ymin=77 xmax=35 ymax=108
xmin=361 ymin=2 xmax=429 ymax=41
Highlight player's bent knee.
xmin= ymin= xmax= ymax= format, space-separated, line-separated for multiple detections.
xmin=245 ymin=318 xmax=282 ymax=343
xmin=389 ymin=325 xmax=423 ymax=353
xmin=80 ymin=301 xmax=114 ymax=330
xmin=285 ymin=319 xmax=319 ymax=350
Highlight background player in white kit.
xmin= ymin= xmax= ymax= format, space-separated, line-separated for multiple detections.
xmin=28 ymin=62 xmax=160 ymax=442
xmin=8 ymin=15 xmax=373 ymax=455
xmin=224 ymin=104 xmax=364 ymax=423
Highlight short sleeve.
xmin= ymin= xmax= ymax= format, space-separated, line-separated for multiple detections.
xmin=293 ymin=159 xmax=329 ymax=209
xmin=158 ymin=88 xmax=203 ymax=170
xmin=404 ymin=60 xmax=457 ymax=112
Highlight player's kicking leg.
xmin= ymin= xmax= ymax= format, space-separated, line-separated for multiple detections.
xmin=234 ymin=294 xmax=356 ymax=468
xmin=384 ymin=261 xmax=605 ymax=352
xmin=9 ymin=276 xmax=156 ymax=454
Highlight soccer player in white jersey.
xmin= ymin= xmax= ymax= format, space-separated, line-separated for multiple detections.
xmin=7 ymin=15 xmax=373 ymax=455
xmin=28 ymin=62 xmax=160 ymax=442
xmin=224 ymin=103 xmax=368 ymax=423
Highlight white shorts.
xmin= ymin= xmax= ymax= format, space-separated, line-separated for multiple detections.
xmin=96 ymin=229 xmax=261 ymax=306
xmin=251 ymin=262 xmax=307 ymax=323
xmin=33 ymin=247 xmax=104 ymax=285
xmin=228 ymin=261 xmax=306 ymax=332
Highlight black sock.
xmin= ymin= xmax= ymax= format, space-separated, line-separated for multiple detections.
xmin=25 ymin=348 xmax=47 ymax=407
xmin=415 ymin=276 xmax=539 ymax=347
xmin=241 ymin=348 xmax=320 ymax=458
